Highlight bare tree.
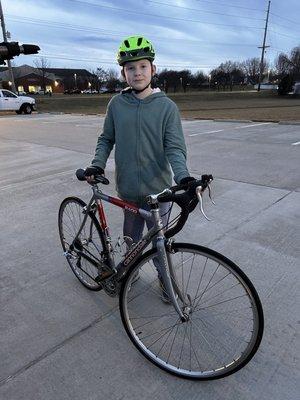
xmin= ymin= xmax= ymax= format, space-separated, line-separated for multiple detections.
xmin=275 ymin=46 xmax=300 ymax=79
xmin=241 ymin=57 xmax=267 ymax=84
xmin=275 ymin=46 xmax=300 ymax=95
xmin=210 ymin=61 xmax=244 ymax=91
xmin=89 ymin=67 xmax=108 ymax=91
xmin=106 ymin=68 xmax=120 ymax=92
xmin=96 ymin=67 xmax=108 ymax=90
xmin=34 ymin=57 xmax=51 ymax=92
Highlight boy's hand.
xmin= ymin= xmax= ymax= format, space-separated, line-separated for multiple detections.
xmin=179 ymin=176 xmax=196 ymax=188
xmin=84 ymin=166 xmax=104 ymax=183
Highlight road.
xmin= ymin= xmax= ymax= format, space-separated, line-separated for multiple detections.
xmin=0 ymin=113 xmax=299 ymax=400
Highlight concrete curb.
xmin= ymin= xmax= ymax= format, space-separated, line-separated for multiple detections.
xmin=213 ymin=119 xmax=253 ymax=123
xmin=278 ymin=121 xmax=300 ymax=125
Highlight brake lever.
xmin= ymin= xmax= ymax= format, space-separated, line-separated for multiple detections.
xmin=208 ymin=183 xmax=216 ymax=205
xmin=196 ymin=186 xmax=211 ymax=221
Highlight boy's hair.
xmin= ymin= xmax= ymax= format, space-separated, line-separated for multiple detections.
xmin=121 ymin=59 xmax=154 ymax=76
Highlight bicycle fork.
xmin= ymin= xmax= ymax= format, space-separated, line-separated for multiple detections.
xmin=156 ymin=238 xmax=190 ymax=322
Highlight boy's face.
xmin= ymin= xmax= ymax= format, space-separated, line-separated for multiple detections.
xmin=123 ymin=59 xmax=156 ymax=90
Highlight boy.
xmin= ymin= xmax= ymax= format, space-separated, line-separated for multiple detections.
xmin=84 ymin=36 xmax=194 ymax=299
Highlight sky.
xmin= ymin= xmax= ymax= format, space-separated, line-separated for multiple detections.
xmin=2 ymin=0 xmax=300 ymax=75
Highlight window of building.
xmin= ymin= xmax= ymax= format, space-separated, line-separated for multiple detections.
xmin=28 ymin=85 xmax=41 ymax=93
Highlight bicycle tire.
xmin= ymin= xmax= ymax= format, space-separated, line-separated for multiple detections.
xmin=58 ymin=197 xmax=105 ymax=291
xmin=119 ymin=242 xmax=264 ymax=380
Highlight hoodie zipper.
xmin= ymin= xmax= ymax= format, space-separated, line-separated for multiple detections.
xmin=137 ymin=101 xmax=141 ymax=204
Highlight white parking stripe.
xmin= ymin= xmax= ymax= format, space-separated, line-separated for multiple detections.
xmin=292 ymin=141 xmax=300 ymax=146
xmin=189 ymin=129 xmax=223 ymax=137
xmin=235 ymin=122 xmax=272 ymax=129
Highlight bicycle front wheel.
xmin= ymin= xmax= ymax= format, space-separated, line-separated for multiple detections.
xmin=58 ymin=197 xmax=104 ymax=291
xmin=120 ymin=243 xmax=264 ymax=379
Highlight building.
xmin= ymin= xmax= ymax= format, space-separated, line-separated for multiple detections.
xmin=0 ymin=65 xmax=96 ymax=94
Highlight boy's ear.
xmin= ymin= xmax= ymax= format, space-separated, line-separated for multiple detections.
xmin=151 ymin=64 xmax=157 ymax=76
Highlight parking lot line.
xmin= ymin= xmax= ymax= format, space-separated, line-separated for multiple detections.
xmin=291 ymin=141 xmax=300 ymax=146
xmin=235 ymin=122 xmax=272 ymax=129
xmin=189 ymin=129 xmax=223 ymax=136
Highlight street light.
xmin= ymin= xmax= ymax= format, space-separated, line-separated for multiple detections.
xmin=74 ymin=73 xmax=77 ymax=89
xmin=208 ymin=74 xmax=211 ymax=90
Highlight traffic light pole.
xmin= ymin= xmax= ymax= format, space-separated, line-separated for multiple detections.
xmin=0 ymin=0 xmax=16 ymax=92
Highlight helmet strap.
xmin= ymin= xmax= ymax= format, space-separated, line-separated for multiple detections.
xmin=132 ymin=81 xmax=151 ymax=94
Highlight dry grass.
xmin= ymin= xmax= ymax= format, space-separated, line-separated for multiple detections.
xmin=34 ymin=90 xmax=300 ymax=121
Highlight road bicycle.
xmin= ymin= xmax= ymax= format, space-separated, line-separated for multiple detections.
xmin=58 ymin=170 xmax=264 ymax=380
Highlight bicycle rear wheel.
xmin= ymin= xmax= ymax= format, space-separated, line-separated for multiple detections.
xmin=119 ymin=243 xmax=264 ymax=379
xmin=58 ymin=197 xmax=105 ymax=290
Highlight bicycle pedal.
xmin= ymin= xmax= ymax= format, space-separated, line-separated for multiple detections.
xmin=95 ymin=270 xmax=114 ymax=283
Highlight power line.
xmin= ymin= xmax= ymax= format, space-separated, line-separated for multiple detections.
xmin=193 ymin=0 xmax=265 ymax=12
xmin=64 ymin=0 xmax=264 ymax=30
xmin=6 ymin=15 xmax=260 ymax=47
xmin=269 ymin=20 xmax=300 ymax=32
xmin=269 ymin=12 xmax=300 ymax=25
xmin=269 ymin=29 xmax=300 ymax=40
xmin=30 ymin=53 xmax=219 ymax=69
xmin=144 ymin=0 xmax=264 ymax=21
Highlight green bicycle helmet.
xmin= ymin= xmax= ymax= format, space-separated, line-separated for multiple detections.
xmin=117 ymin=35 xmax=155 ymax=66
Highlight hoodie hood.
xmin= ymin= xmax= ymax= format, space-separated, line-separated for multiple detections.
xmin=120 ymin=87 xmax=166 ymax=104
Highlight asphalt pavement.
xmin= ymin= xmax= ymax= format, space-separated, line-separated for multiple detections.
xmin=0 ymin=113 xmax=299 ymax=400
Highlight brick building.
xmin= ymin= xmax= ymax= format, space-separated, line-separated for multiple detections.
xmin=0 ymin=65 xmax=96 ymax=94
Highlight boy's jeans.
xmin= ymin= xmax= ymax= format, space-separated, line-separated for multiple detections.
xmin=123 ymin=202 xmax=171 ymax=279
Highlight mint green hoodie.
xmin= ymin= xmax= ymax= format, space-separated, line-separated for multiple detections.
xmin=92 ymin=90 xmax=189 ymax=205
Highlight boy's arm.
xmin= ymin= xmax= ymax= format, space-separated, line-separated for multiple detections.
xmin=91 ymin=103 xmax=115 ymax=169
xmin=164 ymin=106 xmax=190 ymax=184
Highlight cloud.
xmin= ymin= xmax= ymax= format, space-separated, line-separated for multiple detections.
xmin=2 ymin=0 xmax=300 ymax=72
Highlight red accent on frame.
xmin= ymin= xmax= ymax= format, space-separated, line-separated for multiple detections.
xmin=97 ymin=199 xmax=108 ymax=230
xmin=110 ymin=197 xmax=139 ymax=213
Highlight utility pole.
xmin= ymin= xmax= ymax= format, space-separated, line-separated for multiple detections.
xmin=257 ymin=0 xmax=271 ymax=92
xmin=0 ymin=0 xmax=16 ymax=92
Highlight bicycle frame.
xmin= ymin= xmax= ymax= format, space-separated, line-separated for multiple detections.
xmin=72 ymin=184 xmax=187 ymax=320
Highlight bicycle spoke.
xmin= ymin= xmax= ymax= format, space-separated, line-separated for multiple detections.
xmin=195 ymin=282 xmax=243 ymax=309
xmin=193 ymin=263 xmax=220 ymax=310
xmin=194 ymin=293 xmax=249 ymax=313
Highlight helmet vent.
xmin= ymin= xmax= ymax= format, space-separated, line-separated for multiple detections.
xmin=137 ymin=37 xmax=143 ymax=46
xmin=124 ymin=40 xmax=130 ymax=48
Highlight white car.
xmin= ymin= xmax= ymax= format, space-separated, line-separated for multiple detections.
xmin=0 ymin=89 xmax=36 ymax=114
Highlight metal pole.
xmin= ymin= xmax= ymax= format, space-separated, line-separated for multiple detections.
xmin=0 ymin=0 xmax=16 ymax=92
xmin=257 ymin=0 xmax=271 ymax=92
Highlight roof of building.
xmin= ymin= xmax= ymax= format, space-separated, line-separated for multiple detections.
xmin=44 ymin=68 xmax=94 ymax=78
xmin=0 ymin=65 xmax=95 ymax=81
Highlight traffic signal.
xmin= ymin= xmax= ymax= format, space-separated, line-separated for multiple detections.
xmin=0 ymin=41 xmax=40 ymax=65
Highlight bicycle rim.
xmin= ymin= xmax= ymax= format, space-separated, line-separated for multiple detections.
xmin=120 ymin=243 xmax=264 ymax=379
xmin=58 ymin=197 xmax=104 ymax=290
